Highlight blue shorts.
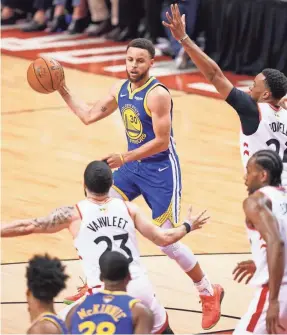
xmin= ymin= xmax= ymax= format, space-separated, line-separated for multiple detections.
xmin=112 ymin=155 xmax=182 ymax=227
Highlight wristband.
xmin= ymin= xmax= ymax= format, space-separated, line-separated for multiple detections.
xmin=183 ymin=222 xmax=191 ymax=233
xmin=178 ymin=34 xmax=189 ymax=44
xmin=119 ymin=154 xmax=125 ymax=165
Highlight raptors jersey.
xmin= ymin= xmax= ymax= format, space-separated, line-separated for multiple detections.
xmin=247 ymin=186 xmax=287 ymax=287
xmin=240 ymin=104 xmax=287 ymax=182
xmin=74 ymin=198 xmax=145 ymax=288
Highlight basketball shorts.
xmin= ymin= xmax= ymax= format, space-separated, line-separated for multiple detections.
xmin=58 ymin=275 xmax=167 ymax=334
xmin=112 ymin=154 xmax=182 ymax=226
xmin=233 ymin=284 xmax=287 ymax=334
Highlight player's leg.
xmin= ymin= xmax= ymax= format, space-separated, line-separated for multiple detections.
xmin=109 ymin=162 xmax=141 ymax=201
xmin=127 ymin=274 xmax=174 ymax=334
xmin=139 ymin=155 xmax=224 ymax=330
xmin=234 ymin=284 xmax=287 ymax=335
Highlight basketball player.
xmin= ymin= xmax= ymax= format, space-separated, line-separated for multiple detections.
xmin=232 ymin=149 xmax=287 ymax=334
xmin=66 ymin=251 xmax=154 ymax=334
xmin=163 ymin=4 xmax=287 ymax=183
xmin=26 ymin=254 xmax=69 ymax=334
xmin=58 ymin=37 xmax=223 ymax=330
xmin=1 ymin=160 xmax=209 ymax=334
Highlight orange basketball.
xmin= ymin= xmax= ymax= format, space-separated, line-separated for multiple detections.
xmin=27 ymin=57 xmax=64 ymax=94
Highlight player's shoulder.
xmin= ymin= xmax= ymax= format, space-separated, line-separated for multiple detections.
xmin=148 ymin=83 xmax=170 ymax=98
xmin=243 ymin=190 xmax=272 ymax=209
xmin=28 ymin=319 xmax=61 ymax=334
xmin=124 ymin=201 xmax=139 ymax=217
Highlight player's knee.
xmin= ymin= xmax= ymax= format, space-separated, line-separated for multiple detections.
xmin=109 ymin=187 xmax=124 ymax=200
xmin=160 ymin=242 xmax=198 ymax=272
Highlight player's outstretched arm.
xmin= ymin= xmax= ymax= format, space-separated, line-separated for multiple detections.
xmin=163 ymin=4 xmax=234 ymax=99
xmin=1 ymin=206 xmax=79 ymax=237
xmin=243 ymin=193 xmax=285 ymax=334
xmin=128 ymin=202 xmax=209 ymax=246
xmin=27 ymin=320 xmax=61 ymax=334
xmin=58 ymin=79 xmax=122 ymax=125
xmin=132 ymin=301 xmax=154 ymax=334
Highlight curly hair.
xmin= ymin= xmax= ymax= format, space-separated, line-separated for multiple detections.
xmin=26 ymin=254 xmax=69 ymax=303
xmin=262 ymin=68 xmax=287 ymax=100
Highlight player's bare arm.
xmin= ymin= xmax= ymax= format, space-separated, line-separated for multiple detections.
xmin=243 ymin=192 xmax=285 ymax=334
xmin=104 ymin=86 xmax=171 ymax=168
xmin=127 ymin=202 xmax=209 ymax=246
xmin=1 ymin=206 xmax=79 ymax=237
xmin=27 ymin=320 xmax=61 ymax=334
xmin=163 ymin=4 xmax=233 ymax=99
xmin=65 ymin=304 xmax=79 ymax=332
xmin=58 ymin=78 xmax=123 ymax=125
xmin=132 ymin=302 xmax=154 ymax=334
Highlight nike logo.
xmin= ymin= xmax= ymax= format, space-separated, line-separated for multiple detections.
xmin=158 ymin=167 xmax=169 ymax=172
xmin=120 ymin=94 xmax=127 ymax=97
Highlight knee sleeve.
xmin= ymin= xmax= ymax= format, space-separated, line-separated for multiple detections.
xmin=160 ymin=242 xmax=198 ymax=272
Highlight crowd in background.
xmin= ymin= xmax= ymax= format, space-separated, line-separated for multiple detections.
xmin=1 ymin=0 xmax=201 ymax=69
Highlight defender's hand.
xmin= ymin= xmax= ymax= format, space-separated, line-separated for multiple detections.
xmin=162 ymin=4 xmax=187 ymax=42
xmin=279 ymin=95 xmax=287 ymax=109
xmin=266 ymin=300 xmax=285 ymax=334
xmin=232 ymin=260 xmax=256 ymax=284
xmin=185 ymin=205 xmax=209 ymax=231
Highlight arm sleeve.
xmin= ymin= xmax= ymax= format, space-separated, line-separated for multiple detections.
xmin=226 ymin=87 xmax=260 ymax=135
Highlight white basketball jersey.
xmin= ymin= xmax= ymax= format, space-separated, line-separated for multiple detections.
xmin=240 ymin=104 xmax=287 ymax=183
xmin=74 ymin=198 xmax=146 ymax=288
xmin=247 ymin=186 xmax=287 ymax=287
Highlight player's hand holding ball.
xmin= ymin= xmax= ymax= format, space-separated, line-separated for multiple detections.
xmin=27 ymin=57 xmax=64 ymax=94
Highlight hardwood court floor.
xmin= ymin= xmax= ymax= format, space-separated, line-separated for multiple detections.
xmin=1 ymin=54 xmax=253 ymax=334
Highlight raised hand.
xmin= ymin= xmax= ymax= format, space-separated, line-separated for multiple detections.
xmin=162 ymin=4 xmax=187 ymax=41
xmin=185 ymin=205 xmax=210 ymax=231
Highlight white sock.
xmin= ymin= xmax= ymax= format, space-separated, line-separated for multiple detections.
xmin=194 ymin=275 xmax=214 ymax=296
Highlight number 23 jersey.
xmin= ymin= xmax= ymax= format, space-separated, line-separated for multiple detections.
xmin=74 ymin=198 xmax=145 ymax=288
xmin=240 ymin=103 xmax=287 ymax=182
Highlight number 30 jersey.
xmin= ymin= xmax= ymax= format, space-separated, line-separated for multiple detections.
xmin=74 ymin=198 xmax=145 ymax=288
xmin=240 ymin=103 xmax=287 ymax=183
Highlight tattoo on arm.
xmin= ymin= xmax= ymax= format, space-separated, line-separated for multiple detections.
xmin=32 ymin=206 xmax=75 ymax=231
xmin=101 ymin=106 xmax=107 ymax=113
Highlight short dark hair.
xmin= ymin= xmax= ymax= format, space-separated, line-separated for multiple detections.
xmin=99 ymin=251 xmax=129 ymax=282
xmin=252 ymin=149 xmax=283 ymax=186
xmin=26 ymin=254 xmax=68 ymax=303
xmin=84 ymin=160 xmax=113 ymax=195
xmin=127 ymin=38 xmax=155 ymax=59
xmin=262 ymin=68 xmax=287 ymax=100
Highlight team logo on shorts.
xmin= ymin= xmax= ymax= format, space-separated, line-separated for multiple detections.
xmin=122 ymin=105 xmax=146 ymax=144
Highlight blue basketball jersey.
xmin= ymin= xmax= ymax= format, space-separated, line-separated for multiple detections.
xmin=70 ymin=291 xmax=139 ymax=334
xmin=117 ymin=76 xmax=174 ymax=161
xmin=39 ymin=312 xmax=68 ymax=334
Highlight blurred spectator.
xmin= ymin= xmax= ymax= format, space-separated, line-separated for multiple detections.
xmin=85 ymin=0 xmax=112 ymax=37
xmin=22 ymin=0 xmax=53 ymax=32
xmin=1 ymin=0 xmax=33 ymax=24
xmin=48 ymin=0 xmax=89 ymax=34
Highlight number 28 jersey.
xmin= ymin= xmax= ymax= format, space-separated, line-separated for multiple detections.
xmin=74 ymin=198 xmax=145 ymax=288
xmin=240 ymin=103 xmax=287 ymax=183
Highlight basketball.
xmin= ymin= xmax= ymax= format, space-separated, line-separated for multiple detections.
xmin=27 ymin=57 xmax=64 ymax=94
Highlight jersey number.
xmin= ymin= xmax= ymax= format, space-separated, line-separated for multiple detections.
xmin=266 ymin=139 xmax=287 ymax=162
xmin=78 ymin=320 xmax=115 ymax=334
xmin=94 ymin=233 xmax=133 ymax=263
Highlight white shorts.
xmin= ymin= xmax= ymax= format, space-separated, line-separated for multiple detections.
xmin=234 ymin=284 xmax=287 ymax=334
xmin=58 ymin=274 xmax=167 ymax=334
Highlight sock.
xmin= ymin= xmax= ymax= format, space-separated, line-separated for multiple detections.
xmin=194 ymin=275 xmax=214 ymax=296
